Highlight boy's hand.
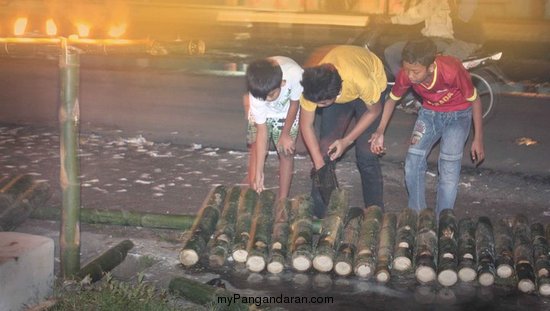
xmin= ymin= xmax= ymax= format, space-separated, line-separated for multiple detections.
xmin=471 ymin=139 xmax=485 ymax=166
xmin=277 ymin=133 xmax=295 ymax=156
xmin=253 ymin=172 xmax=265 ymax=193
xmin=327 ymin=139 xmax=352 ymax=161
xmin=369 ymin=131 xmax=386 ymax=155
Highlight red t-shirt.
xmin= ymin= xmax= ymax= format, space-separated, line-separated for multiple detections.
xmin=390 ymin=56 xmax=478 ymax=112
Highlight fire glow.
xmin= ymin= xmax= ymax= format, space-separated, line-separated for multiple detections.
xmin=13 ymin=17 xmax=28 ymax=36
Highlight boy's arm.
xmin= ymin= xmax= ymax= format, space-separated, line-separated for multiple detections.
xmin=254 ymin=123 xmax=268 ymax=192
xmin=299 ymin=109 xmax=325 ymax=170
xmin=370 ymin=97 xmax=398 ymax=155
xmin=278 ymin=99 xmax=299 ymax=155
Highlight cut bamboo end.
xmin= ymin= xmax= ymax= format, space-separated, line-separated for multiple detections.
xmin=458 ymin=267 xmax=477 ymax=282
xmin=208 ymin=255 xmax=224 ymax=268
xmin=518 ymin=279 xmax=536 ymax=293
xmin=232 ymin=250 xmax=248 ymax=263
xmin=376 ymin=270 xmax=390 ymax=283
xmin=246 ymin=256 xmax=266 ymax=273
xmin=496 ymin=264 xmax=513 ymax=278
xmin=179 ymin=249 xmax=199 ymax=267
xmin=437 ymin=270 xmax=458 ymax=287
xmin=539 ymin=283 xmax=550 ymax=296
xmin=292 ymin=256 xmax=311 ymax=272
xmin=355 ymin=264 xmax=373 ymax=278
xmin=478 ymin=272 xmax=495 ymax=287
xmin=334 ymin=262 xmax=352 ymax=276
xmin=393 ymin=257 xmax=412 ymax=271
xmin=267 ymin=262 xmax=284 ymax=274
xmin=416 ymin=266 xmax=436 ymax=284
xmin=313 ymin=255 xmax=334 ymax=273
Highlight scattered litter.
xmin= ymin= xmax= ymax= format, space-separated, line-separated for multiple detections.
xmin=459 ymin=182 xmax=472 ymax=188
xmin=92 ymin=187 xmax=109 ymax=194
xmin=135 ymin=180 xmax=153 ymax=185
xmin=515 ymin=137 xmax=538 ymax=146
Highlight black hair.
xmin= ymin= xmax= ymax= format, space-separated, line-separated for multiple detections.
xmin=402 ymin=38 xmax=437 ymax=67
xmin=301 ymin=64 xmax=342 ymax=103
xmin=246 ymin=58 xmax=283 ymax=100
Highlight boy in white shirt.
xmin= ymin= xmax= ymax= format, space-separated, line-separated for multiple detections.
xmin=245 ymin=57 xmax=303 ymax=199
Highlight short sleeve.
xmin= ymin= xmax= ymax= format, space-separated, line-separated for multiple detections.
xmin=300 ymin=95 xmax=317 ymax=112
xmin=455 ymin=66 xmax=477 ymax=102
xmin=389 ymin=70 xmax=412 ymax=100
xmin=249 ymin=94 xmax=267 ymax=124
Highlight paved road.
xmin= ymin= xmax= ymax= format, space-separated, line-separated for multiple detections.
xmin=0 ymin=57 xmax=548 ymax=176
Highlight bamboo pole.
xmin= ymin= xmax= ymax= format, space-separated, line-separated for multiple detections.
xmin=334 ymin=206 xmax=363 ymax=276
xmin=375 ymin=212 xmax=397 ymax=283
xmin=392 ymin=208 xmax=418 ymax=272
xmin=354 ymin=205 xmax=383 ymax=278
xmin=76 ymin=240 xmax=134 ymax=282
xmin=531 ymin=222 xmax=550 ymax=296
xmin=289 ymin=195 xmax=314 ymax=272
xmin=457 ymin=217 xmax=477 ymax=282
xmin=494 ymin=217 xmax=515 ymax=278
xmin=232 ymin=188 xmax=258 ymax=263
xmin=246 ymin=190 xmax=276 ymax=272
xmin=512 ymin=214 xmax=536 ymax=293
xmin=267 ymin=198 xmax=291 ymax=274
xmin=437 ymin=209 xmax=458 ymax=287
xmin=414 ymin=208 xmax=437 ymax=284
xmin=476 ymin=216 xmax=496 ymax=287
xmin=59 ymin=40 xmax=81 ymax=278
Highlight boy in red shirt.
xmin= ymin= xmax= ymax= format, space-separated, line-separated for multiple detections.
xmin=370 ymin=38 xmax=484 ymax=216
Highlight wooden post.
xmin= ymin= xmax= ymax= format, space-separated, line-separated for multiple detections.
xmin=59 ymin=40 xmax=81 ymax=278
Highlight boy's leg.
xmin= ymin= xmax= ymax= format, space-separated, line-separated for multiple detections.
xmin=312 ymin=103 xmax=354 ymax=218
xmin=404 ymin=109 xmax=442 ymax=212
xmin=436 ymin=108 xmax=472 ymax=215
xmin=351 ymin=99 xmax=384 ymax=209
xmin=270 ymin=118 xmax=299 ymax=200
xmin=246 ymin=119 xmax=257 ymax=187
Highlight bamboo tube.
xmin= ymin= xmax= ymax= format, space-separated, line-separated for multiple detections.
xmin=392 ymin=208 xmax=418 ymax=272
xmin=267 ymin=198 xmax=291 ymax=274
xmin=375 ymin=212 xmax=397 ymax=283
xmin=59 ymin=45 xmax=81 ymax=278
xmin=354 ymin=205 xmax=383 ymax=278
xmin=207 ymin=186 xmax=241 ymax=268
xmin=532 ymin=223 xmax=550 ymax=296
xmin=76 ymin=240 xmax=134 ymax=282
xmin=179 ymin=185 xmax=227 ymax=267
xmin=246 ymin=190 xmax=276 ymax=272
xmin=437 ymin=209 xmax=458 ymax=287
xmin=313 ymin=189 xmax=349 ymax=273
xmin=476 ymin=216 xmax=496 ymax=287
xmin=494 ymin=217 xmax=515 ymax=278
xmin=334 ymin=207 xmax=363 ymax=276
xmin=169 ymin=277 xmax=248 ymax=311
xmin=231 ymin=188 xmax=258 ymax=263
xmin=289 ymin=195 xmax=314 ymax=272
xmin=512 ymin=214 xmax=535 ymax=293
xmin=457 ymin=218 xmax=477 ymax=282
xmin=414 ymin=208 xmax=437 ymax=284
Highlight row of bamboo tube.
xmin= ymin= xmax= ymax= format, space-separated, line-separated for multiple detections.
xmin=179 ymin=185 xmax=550 ymax=295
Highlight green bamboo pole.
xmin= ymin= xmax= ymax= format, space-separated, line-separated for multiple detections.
xmin=76 ymin=240 xmax=134 ymax=282
xmin=59 ymin=40 xmax=81 ymax=278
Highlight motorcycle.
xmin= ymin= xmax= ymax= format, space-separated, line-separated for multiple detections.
xmin=350 ymin=22 xmax=506 ymax=121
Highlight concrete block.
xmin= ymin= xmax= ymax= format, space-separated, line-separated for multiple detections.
xmin=0 ymin=232 xmax=54 ymax=311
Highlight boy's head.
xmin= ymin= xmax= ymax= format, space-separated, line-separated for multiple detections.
xmin=246 ymin=58 xmax=283 ymax=101
xmin=301 ymin=64 xmax=342 ymax=107
xmin=401 ymin=38 xmax=437 ymax=84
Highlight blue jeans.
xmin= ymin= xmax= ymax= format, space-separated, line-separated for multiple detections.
xmin=312 ymin=98 xmax=384 ymax=217
xmin=405 ymin=107 xmax=472 ymax=216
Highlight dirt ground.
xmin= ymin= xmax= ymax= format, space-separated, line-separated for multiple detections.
xmin=4 ymin=122 xmax=550 ymax=310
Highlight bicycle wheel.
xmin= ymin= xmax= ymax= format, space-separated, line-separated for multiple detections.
xmin=470 ymin=68 xmax=500 ymax=121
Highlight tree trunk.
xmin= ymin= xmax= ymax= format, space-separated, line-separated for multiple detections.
xmin=334 ymin=207 xmax=363 ymax=276
xmin=231 ymin=188 xmax=259 ymax=263
xmin=414 ymin=208 xmax=437 ymax=284
xmin=246 ymin=190 xmax=276 ymax=272
xmin=289 ymin=195 xmax=314 ymax=272
xmin=531 ymin=222 xmax=550 ymax=296
xmin=437 ymin=209 xmax=458 ymax=287
xmin=392 ymin=208 xmax=418 ymax=272
xmin=494 ymin=217 xmax=515 ymax=278
xmin=476 ymin=216 xmax=496 ymax=287
xmin=0 ymin=175 xmax=50 ymax=231
xmin=179 ymin=185 xmax=227 ymax=267
xmin=313 ymin=189 xmax=349 ymax=273
xmin=375 ymin=212 xmax=397 ymax=283
xmin=457 ymin=217 xmax=477 ymax=282
xmin=512 ymin=214 xmax=535 ymax=293
xmin=76 ymin=240 xmax=134 ymax=282
xmin=267 ymin=198 xmax=291 ymax=274
xmin=207 ymin=186 xmax=241 ymax=268
xmin=169 ymin=277 xmax=249 ymax=311
xmin=354 ymin=205 xmax=383 ymax=278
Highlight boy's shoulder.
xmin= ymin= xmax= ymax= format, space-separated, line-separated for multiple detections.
xmin=436 ymin=55 xmax=467 ymax=81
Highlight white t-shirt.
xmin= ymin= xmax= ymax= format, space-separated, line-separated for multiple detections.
xmin=248 ymin=56 xmax=303 ymax=124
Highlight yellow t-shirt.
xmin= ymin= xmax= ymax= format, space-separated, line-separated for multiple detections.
xmin=300 ymin=45 xmax=387 ymax=112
